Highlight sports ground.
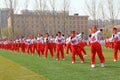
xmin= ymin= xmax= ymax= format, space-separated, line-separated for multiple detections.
xmin=0 ymin=47 xmax=120 ymax=80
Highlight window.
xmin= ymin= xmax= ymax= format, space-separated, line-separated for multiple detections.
xmin=17 ymin=25 xmax=19 ymax=28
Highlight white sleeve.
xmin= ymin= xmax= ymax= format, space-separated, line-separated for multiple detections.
xmin=95 ymin=30 xmax=101 ymax=35
xmin=108 ymin=35 xmax=114 ymax=41
xmin=117 ymin=32 xmax=120 ymax=39
xmin=62 ymin=37 xmax=65 ymax=43
xmin=77 ymin=33 xmax=82 ymax=37
xmin=44 ymin=38 xmax=47 ymax=43
xmin=68 ymin=37 xmax=72 ymax=43
xmin=55 ymin=38 xmax=57 ymax=43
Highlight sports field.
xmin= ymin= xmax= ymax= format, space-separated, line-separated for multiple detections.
xmin=0 ymin=47 xmax=120 ymax=80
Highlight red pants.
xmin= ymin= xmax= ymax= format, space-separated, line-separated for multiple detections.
xmin=44 ymin=43 xmax=53 ymax=58
xmin=56 ymin=44 xmax=64 ymax=60
xmin=25 ymin=44 xmax=31 ymax=53
xmin=77 ymin=42 xmax=87 ymax=56
xmin=66 ymin=44 xmax=71 ymax=54
xmin=36 ymin=43 xmax=44 ymax=57
xmin=15 ymin=43 xmax=20 ymax=52
xmin=81 ymin=49 xmax=87 ymax=55
xmin=30 ymin=44 xmax=35 ymax=55
xmin=90 ymin=42 xmax=105 ymax=64
xmin=71 ymin=45 xmax=84 ymax=63
xmin=113 ymin=41 xmax=120 ymax=60
xmin=21 ymin=43 xmax=25 ymax=53
xmin=52 ymin=43 xmax=56 ymax=53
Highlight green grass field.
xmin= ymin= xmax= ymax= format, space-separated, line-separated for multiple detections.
xmin=0 ymin=56 xmax=47 ymax=80
xmin=0 ymin=47 xmax=120 ymax=80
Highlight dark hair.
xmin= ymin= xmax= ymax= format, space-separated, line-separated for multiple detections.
xmin=56 ymin=34 xmax=58 ymax=36
xmin=45 ymin=33 xmax=49 ymax=35
xmin=71 ymin=31 xmax=75 ymax=33
xmin=113 ymin=28 xmax=117 ymax=30
xmin=58 ymin=31 xmax=61 ymax=34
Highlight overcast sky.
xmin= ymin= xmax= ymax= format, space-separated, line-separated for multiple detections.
xmin=0 ymin=0 xmax=86 ymax=15
xmin=0 ymin=0 xmax=120 ymax=19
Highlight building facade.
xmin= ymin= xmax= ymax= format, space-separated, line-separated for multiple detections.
xmin=8 ymin=11 xmax=89 ymax=37
xmin=0 ymin=8 xmax=10 ymax=28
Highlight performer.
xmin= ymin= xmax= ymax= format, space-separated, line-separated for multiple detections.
xmin=50 ymin=35 xmax=56 ymax=53
xmin=30 ymin=35 xmax=36 ymax=56
xmin=77 ymin=32 xmax=87 ymax=56
xmin=89 ymin=25 xmax=105 ymax=68
xmin=20 ymin=37 xmax=26 ymax=54
xmin=55 ymin=31 xmax=65 ymax=60
xmin=65 ymin=34 xmax=71 ymax=55
xmin=44 ymin=33 xmax=54 ymax=58
xmin=111 ymin=28 xmax=120 ymax=62
xmin=15 ymin=38 xmax=20 ymax=52
xmin=69 ymin=31 xmax=84 ymax=63
xmin=36 ymin=34 xmax=44 ymax=57
xmin=25 ymin=36 xmax=31 ymax=54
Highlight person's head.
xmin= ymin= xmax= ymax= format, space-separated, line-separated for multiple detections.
xmin=66 ymin=34 xmax=70 ymax=38
xmin=56 ymin=34 xmax=58 ymax=37
xmin=37 ymin=33 xmax=41 ymax=37
xmin=112 ymin=28 xmax=118 ymax=34
xmin=91 ymin=25 xmax=97 ymax=33
xmin=51 ymin=35 xmax=54 ymax=38
xmin=45 ymin=33 xmax=49 ymax=37
xmin=31 ymin=35 xmax=34 ymax=39
xmin=27 ymin=36 xmax=30 ymax=39
xmin=58 ymin=31 xmax=61 ymax=37
xmin=71 ymin=31 xmax=76 ymax=37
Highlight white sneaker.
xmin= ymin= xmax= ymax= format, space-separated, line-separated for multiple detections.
xmin=101 ymin=63 xmax=105 ymax=68
xmin=84 ymin=55 xmax=87 ymax=57
xmin=81 ymin=61 xmax=84 ymax=63
xmin=56 ymin=59 xmax=59 ymax=61
xmin=62 ymin=59 xmax=65 ymax=61
xmin=72 ymin=62 xmax=75 ymax=64
xmin=114 ymin=59 xmax=117 ymax=62
xmin=91 ymin=64 xmax=95 ymax=68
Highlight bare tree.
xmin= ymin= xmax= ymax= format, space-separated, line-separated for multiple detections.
xmin=34 ymin=0 xmax=48 ymax=34
xmin=61 ymin=0 xmax=70 ymax=35
xmin=99 ymin=0 xmax=106 ymax=27
xmin=3 ymin=0 xmax=19 ymax=38
xmin=49 ymin=0 xmax=57 ymax=34
xmin=106 ymin=0 xmax=120 ymax=26
xmin=84 ymin=0 xmax=101 ymax=26
xmin=23 ymin=0 xmax=29 ymax=36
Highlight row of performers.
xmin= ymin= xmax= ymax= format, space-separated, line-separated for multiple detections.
xmin=0 ymin=32 xmax=87 ymax=62
xmin=0 ymin=26 xmax=120 ymax=68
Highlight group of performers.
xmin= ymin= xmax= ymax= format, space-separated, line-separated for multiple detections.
xmin=0 ymin=25 xmax=120 ymax=68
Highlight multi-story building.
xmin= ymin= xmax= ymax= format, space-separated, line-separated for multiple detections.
xmin=0 ymin=8 xmax=10 ymax=28
xmin=88 ymin=19 xmax=120 ymax=28
xmin=8 ymin=10 xmax=89 ymax=38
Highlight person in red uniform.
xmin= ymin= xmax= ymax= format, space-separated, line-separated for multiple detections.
xmin=20 ymin=37 xmax=26 ymax=54
xmin=50 ymin=35 xmax=56 ymax=53
xmin=15 ymin=38 xmax=20 ymax=52
xmin=44 ymin=33 xmax=54 ymax=58
xmin=77 ymin=32 xmax=87 ymax=56
xmin=111 ymin=28 xmax=120 ymax=62
xmin=30 ymin=35 xmax=36 ymax=56
xmin=36 ymin=34 xmax=44 ymax=57
xmin=65 ymin=34 xmax=71 ymax=55
xmin=55 ymin=31 xmax=65 ymax=60
xmin=68 ymin=31 xmax=84 ymax=63
xmin=89 ymin=25 xmax=105 ymax=68
xmin=25 ymin=36 xmax=31 ymax=54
